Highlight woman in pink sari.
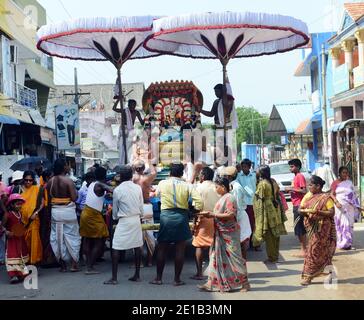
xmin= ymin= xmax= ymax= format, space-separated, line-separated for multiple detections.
xmin=197 ymin=177 xmax=250 ymax=293
xmin=331 ymin=167 xmax=361 ymax=250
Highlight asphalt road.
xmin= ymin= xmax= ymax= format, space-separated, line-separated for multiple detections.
xmin=1 ymin=207 xmax=363 ymax=300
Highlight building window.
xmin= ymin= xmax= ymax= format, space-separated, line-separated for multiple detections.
xmin=311 ymin=60 xmax=319 ymax=93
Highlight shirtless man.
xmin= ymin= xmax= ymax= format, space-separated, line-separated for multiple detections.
xmin=133 ymin=160 xmax=157 ymax=267
xmin=47 ymin=158 xmax=81 ymax=272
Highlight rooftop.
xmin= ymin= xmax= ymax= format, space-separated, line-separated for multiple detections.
xmin=344 ymin=2 xmax=364 ymax=22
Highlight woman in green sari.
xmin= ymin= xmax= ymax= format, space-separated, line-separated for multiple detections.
xmin=253 ymin=166 xmax=287 ymax=263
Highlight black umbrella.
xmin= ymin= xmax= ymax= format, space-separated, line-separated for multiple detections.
xmin=10 ymin=157 xmax=52 ymax=172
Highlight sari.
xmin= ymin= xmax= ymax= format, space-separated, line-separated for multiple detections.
xmin=332 ymin=180 xmax=360 ymax=249
xmin=207 ymin=193 xmax=250 ymax=292
xmin=300 ymin=192 xmax=336 ymax=280
xmin=253 ymin=180 xmax=287 ymax=262
xmin=39 ymin=185 xmax=57 ymax=266
xmin=21 ymin=185 xmax=43 ymax=265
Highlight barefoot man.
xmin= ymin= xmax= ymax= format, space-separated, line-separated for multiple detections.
xmin=113 ymin=99 xmax=145 ymax=165
xmin=133 ymin=160 xmax=157 ymax=267
xmin=104 ymin=166 xmax=144 ymax=285
xmin=47 ymin=159 xmax=81 ymax=273
xmin=80 ymin=167 xmax=113 ymax=275
xmin=286 ymin=159 xmax=307 ymax=258
xmin=191 ymin=166 xmax=220 ymax=280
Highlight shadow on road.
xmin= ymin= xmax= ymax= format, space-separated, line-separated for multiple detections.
xmin=250 ymin=285 xmax=304 ymax=293
xmin=337 ymin=277 xmax=364 ymax=285
xmin=249 ymin=269 xmax=301 ymax=279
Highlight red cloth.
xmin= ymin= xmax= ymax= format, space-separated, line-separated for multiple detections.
xmin=245 ymin=205 xmax=255 ymax=233
xmin=280 ymin=192 xmax=289 ymax=212
xmin=291 ymin=173 xmax=306 ymax=207
xmin=331 ymin=180 xmax=340 ymax=194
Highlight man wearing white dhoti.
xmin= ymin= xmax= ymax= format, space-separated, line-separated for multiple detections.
xmin=199 ymin=79 xmax=238 ymax=130
xmin=133 ymin=160 xmax=157 ymax=267
xmin=47 ymin=158 xmax=81 ymax=273
xmin=104 ymin=165 xmax=144 ymax=285
xmin=199 ymin=79 xmax=238 ymax=166
xmin=114 ymin=100 xmax=145 ymax=165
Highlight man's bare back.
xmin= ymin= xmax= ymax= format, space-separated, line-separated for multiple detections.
xmin=133 ymin=169 xmax=157 ymax=204
xmin=47 ymin=175 xmax=78 ymax=202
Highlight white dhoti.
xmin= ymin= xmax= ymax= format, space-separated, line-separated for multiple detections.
xmin=142 ymin=204 xmax=156 ymax=255
xmin=113 ymin=215 xmax=143 ymax=251
xmin=119 ymin=130 xmax=134 ymax=165
xmin=237 ymin=209 xmax=252 ymax=243
xmin=50 ymin=203 xmax=81 ymax=263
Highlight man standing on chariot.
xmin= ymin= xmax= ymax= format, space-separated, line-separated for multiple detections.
xmin=113 ymin=99 xmax=145 ymax=165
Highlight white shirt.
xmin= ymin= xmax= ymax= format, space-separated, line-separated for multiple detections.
xmin=113 ymin=181 xmax=144 ymax=220
xmin=85 ymin=182 xmax=105 ymax=212
xmin=313 ymin=164 xmax=336 ymax=193
xmin=196 ymin=180 xmax=220 ymax=212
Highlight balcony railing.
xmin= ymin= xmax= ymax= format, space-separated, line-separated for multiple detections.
xmin=333 ymin=64 xmax=351 ymax=95
xmin=12 ymin=81 xmax=38 ymax=108
xmin=353 ymin=65 xmax=364 ymax=88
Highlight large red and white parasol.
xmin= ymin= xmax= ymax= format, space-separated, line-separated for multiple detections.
xmin=37 ymin=15 xmax=159 ymax=164
xmin=144 ymin=11 xmax=310 ymax=130
xmin=144 ymin=11 xmax=309 ymax=60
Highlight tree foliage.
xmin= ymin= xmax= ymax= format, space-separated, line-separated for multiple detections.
xmin=235 ymin=107 xmax=280 ymax=148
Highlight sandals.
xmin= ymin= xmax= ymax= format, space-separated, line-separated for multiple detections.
xmin=301 ymin=277 xmax=312 ymax=286
xmin=149 ymin=280 xmax=163 ymax=286
xmin=85 ymin=270 xmax=100 ymax=275
xmin=10 ymin=276 xmax=20 ymax=284
xmin=198 ymin=284 xmax=214 ymax=292
xmin=174 ymin=281 xmax=186 ymax=287
xmin=104 ymin=279 xmax=119 ymax=285
xmin=190 ymin=275 xmax=207 ymax=281
xmin=240 ymin=283 xmax=251 ymax=292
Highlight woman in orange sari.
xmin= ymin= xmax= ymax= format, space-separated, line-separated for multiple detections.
xmin=299 ymin=175 xmax=336 ymax=286
xmin=21 ymin=171 xmax=44 ymax=266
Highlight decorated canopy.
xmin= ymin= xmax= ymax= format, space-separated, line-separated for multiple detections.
xmin=37 ymin=15 xmax=159 ymax=165
xmin=37 ymin=15 xmax=158 ymax=67
xmin=144 ymin=12 xmax=310 ymax=60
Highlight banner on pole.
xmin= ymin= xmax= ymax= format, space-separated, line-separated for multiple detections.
xmin=55 ymin=104 xmax=80 ymax=150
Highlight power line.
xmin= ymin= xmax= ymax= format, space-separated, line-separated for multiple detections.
xmin=57 ymin=0 xmax=73 ymax=19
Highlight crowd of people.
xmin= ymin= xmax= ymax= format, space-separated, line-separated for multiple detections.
xmin=0 ymin=157 xmax=362 ymax=291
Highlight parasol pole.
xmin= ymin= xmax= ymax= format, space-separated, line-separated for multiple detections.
xmin=221 ymin=59 xmax=229 ymax=165
xmin=117 ymin=67 xmax=128 ymax=165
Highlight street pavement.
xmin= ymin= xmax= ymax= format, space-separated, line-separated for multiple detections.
xmin=1 ymin=206 xmax=363 ymax=300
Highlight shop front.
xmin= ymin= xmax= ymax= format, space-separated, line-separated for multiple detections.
xmin=331 ymin=119 xmax=364 ymax=210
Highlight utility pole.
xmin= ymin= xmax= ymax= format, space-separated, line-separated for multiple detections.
xmin=63 ymin=68 xmax=90 ymax=177
xmin=321 ymin=43 xmax=329 ymax=163
xmin=241 ymin=116 xmax=265 ymax=164
xmin=251 ymin=113 xmax=255 ymax=144
xmin=259 ymin=119 xmax=264 ymax=165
